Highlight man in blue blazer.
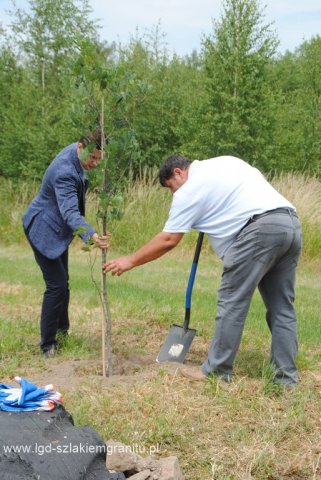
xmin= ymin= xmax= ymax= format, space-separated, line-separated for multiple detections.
xmin=23 ymin=128 xmax=109 ymax=358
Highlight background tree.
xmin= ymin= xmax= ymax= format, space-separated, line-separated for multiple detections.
xmin=201 ymin=0 xmax=279 ymax=168
xmin=0 ymin=0 xmax=320 ymax=179
xmin=115 ymin=28 xmax=208 ymax=171
xmin=115 ymin=27 xmax=178 ymax=170
xmin=0 ymin=0 xmax=107 ymax=178
xmin=272 ymin=37 xmax=321 ymax=173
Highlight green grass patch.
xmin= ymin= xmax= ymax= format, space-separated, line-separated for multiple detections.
xmin=1 ymin=243 xmax=321 ymax=479
xmin=0 ymin=170 xmax=320 ymax=479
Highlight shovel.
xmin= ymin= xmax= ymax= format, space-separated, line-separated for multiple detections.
xmin=156 ymin=232 xmax=204 ymax=363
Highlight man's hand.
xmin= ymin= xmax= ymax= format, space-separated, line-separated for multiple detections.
xmin=103 ymin=256 xmax=134 ymax=276
xmin=103 ymin=232 xmax=183 ymax=277
xmin=92 ymin=233 xmax=110 ymax=250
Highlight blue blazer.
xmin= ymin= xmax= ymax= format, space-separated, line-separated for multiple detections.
xmin=22 ymin=143 xmax=95 ymax=259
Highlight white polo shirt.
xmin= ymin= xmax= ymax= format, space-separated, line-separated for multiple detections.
xmin=163 ymin=156 xmax=295 ymax=258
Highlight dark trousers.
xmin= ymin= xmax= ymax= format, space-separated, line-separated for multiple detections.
xmin=27 ymin=237 xmax=70 ymax=351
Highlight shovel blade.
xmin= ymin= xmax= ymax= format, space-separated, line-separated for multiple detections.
xmin=156 ymin=324 xmax=196 ymax=363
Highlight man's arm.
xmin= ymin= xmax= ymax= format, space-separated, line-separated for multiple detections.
xmin=103 ymin=231 xmax=184 ymax=276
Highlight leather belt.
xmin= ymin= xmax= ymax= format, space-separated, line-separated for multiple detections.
xmin=243 ymin=207 xmax=297 ymax=229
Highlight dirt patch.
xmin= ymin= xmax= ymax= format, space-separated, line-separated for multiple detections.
xmin=27 ymin=330 xmax=209 ymax=393
xmin=29 ymin=354 xmax=181 ymax=392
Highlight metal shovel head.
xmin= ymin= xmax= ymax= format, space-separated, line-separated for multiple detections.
xmin=156 ymin=324 xmax=196 ymax=363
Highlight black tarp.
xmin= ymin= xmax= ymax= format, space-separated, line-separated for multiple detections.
xmin=0 ymin=406 xmax=125 ymax=479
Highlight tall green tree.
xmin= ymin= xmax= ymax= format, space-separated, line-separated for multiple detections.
xmin=0 ymin=0 xmax=106 ymax=179
xmin=297 ymin=36 xmax=321 ymax=173
xmin=115 ymin=29 xmax=208 ymax=171
xmin=115 ymin=28 xmax=177 ymax=169
xmin=164 ymin=52 xmax=209 ymax=160
xmin=11 ymin=0 xmax=97 ymax=91
xmin=202 ymin=0 xmax=278 ymax=168
xmin=0 ymin=45 xmax=40 ymax=178
xmin=0 ymin=0 xmax=319 ymax=180
xmin=271 ymin=37 xmax=321 ymax=174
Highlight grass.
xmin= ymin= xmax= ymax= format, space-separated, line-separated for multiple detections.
xmin=1 ymin=172 xmax=320 ymax=257
xmin=1 ymin=241 xmax=321 ymax=479
xmin=271 ymin=173 xmax=321 ymax=260
xmin=0 ymin=172 xmax=320 ymax=478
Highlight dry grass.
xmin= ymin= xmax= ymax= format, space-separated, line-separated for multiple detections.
xmin=271 ymin=173 xmax=321 ymax=260
xmin=88 ymin=171 xmax=321 ymax=257
xmin=1 ymin=171 xmax=321 ymax=479
xmin=2 ymin=254 xmax=320 ymax=479
xmin=62 ymin=313 xmax=321 ymax=480
xmin=1 ymin=172 xmax=320 ymax=258
xmin=271 ymin=173 xmax=321 ymax=225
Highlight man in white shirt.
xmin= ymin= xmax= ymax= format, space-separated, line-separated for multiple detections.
xmin=104 ymin=155 xmax=302 ymax=387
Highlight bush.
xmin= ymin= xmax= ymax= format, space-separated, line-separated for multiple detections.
xmin=0 ymin=178 xmax=38 ymax=245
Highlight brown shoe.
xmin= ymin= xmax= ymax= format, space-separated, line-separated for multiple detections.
xmin=180 ymin=365 xmax=207 ymax=381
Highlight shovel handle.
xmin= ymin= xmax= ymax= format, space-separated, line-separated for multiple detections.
xmin=183 ymin=232 xmax=204 ymax=330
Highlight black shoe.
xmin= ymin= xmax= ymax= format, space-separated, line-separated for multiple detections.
xmin=43 ymin=345 xmax=57 ymax=359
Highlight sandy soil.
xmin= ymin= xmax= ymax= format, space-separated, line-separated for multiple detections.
xmin=30 ymin=353 xmax=183 ymax=391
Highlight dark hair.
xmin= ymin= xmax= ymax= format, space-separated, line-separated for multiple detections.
xmin=159 ymin=155 xmax=192 ymax=187
xmin=79 ymin=128 xmax=108 ymax=150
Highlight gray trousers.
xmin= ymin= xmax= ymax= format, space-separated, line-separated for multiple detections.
xmin=202 ymin=209 xmax=302 ymax=386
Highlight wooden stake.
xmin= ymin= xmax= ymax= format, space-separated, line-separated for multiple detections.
xmin=100 ymin=95 xmax=113 ymax=377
